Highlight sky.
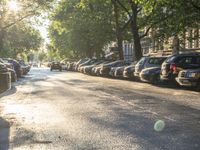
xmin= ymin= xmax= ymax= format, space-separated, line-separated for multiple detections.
xmin=36 ymin=20 xmax=50 ymax=44
xmin=31 ymin=12 xmax=51 ymax=44
xmin=7 ymin=0 xmax=60 ymax=45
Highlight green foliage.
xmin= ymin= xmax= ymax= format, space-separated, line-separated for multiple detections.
xmin=38 ymin=51 xmax=47 ymax=62
xmin=7 ymin=22 xmax=41 ymax=52
xmin=0 ymin=0 xmax=53 ymax=58
xmin=49 ymin=0 xmax=117 ymax=58
xmin=48 ymin=0 xmax=200 ymax=59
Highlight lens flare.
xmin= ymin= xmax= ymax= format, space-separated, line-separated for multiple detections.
xmin=7 ymin=0 xmax=21 ymax=11
xmin=154 ymin=120 xmax=165 ymax=132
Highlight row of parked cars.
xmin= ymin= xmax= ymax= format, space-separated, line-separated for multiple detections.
xmin=0 ymin=58 xmax=31 ymax=93
xmin=52 ymin=53 xmax=200 ymax=91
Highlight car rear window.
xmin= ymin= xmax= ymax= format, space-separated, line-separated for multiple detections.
xmin=177 ymin=57 xmax=192 ymax=64
xmin=148 ymin=57 xmax=166 ymax=65
xmin=166 ymin=56 xmax=176 ymax=63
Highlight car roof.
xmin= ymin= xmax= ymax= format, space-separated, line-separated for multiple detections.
xmin=172 ymin=53 xmax=200 ymax=57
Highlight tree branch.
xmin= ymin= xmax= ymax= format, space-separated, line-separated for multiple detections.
xmin=121 ymin=17 xmax=131 ymax=31
xmin=2 ymin=13 xmax=35 ymax=30
xmin=137 ymin=7 xmax=142 ymax=13
xmin=115 ymin=0 xmax=132 ymax=17
xmin=139 ymin=26 xmax=151 ymax=39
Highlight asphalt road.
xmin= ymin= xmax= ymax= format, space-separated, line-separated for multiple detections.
xmin=0 ymin=68 xmax=200 ymax=150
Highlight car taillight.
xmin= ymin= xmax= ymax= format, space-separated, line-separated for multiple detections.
xmin=170 ymin=63 xmax=177 ymax=72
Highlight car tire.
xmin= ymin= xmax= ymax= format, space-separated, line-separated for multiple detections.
xmin=11 ymin=73 xmax=17 ymax=82
xmin=196 ymin=82 xmax=200 ymax=92
xmin=50 ymin=68 xmax=53 ymax=71
xmin=152 ymin=75 xmax=160 ymax=85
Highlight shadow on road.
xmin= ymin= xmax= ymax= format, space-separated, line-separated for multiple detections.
xmin=0 ymin=86 xmax=17 ymax=99
xmin=84 ymin=86 xmax=200 ymax=150
xmin=0 ymin=117 xmax=10 ymax=150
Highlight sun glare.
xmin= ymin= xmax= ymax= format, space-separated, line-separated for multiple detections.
xmin=7 ymin=0 xmax=21 ymax=11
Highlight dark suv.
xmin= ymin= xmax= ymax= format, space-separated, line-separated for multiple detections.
xmin=176 ymin=69 xmax=200 ymax=91
xmin=134 ymin=56 xmax=166 ymax=78
xmin=50 ymin=62 xmax=62 ymax=71
xmin=160 ymin=53 xmax=200 ymax=82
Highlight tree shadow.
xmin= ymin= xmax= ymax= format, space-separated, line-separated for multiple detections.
xmin=83 ymin=87 xmax=200 ymax=150
xmin=0 ymin=117 xmax=10 ymax=150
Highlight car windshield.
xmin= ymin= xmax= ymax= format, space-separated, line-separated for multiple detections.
xmin=138 ymin=57 xmax=146 ymax=65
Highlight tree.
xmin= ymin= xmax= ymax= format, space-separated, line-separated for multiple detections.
xmin=1 ymin=21 xmax=42 ymax=58
xmin=49 ymin=0 xmax=116 ymax=59
xmin=0 ymin=0 xmax=53 ymax=51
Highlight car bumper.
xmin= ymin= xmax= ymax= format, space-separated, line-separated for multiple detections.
xmin=123 ymin=71 xmax=134 ymax=78
xmin=109 ymin=71 xmax=115 ymax=76
xmin=134 ymin=72 xmax=140 ymax=77
xmin=140 ymin=73 xmax=152 ymax=82
xmin=160 ymin=73 xmax=178 ymax=81
xmin=100 ymin=69 xmax=110 ymax=76
xmin=114 ymin=72 xmax=123 ymax=78
xmin=175 ymin=77 xmax=198 ymax=87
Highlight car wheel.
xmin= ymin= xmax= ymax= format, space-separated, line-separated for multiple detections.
xmin=196 ymin=82 xmax=200 ymax=92
xmin=50 ymin=68 xmax=53 ymax=71
xmin=11 ymin=73 xmax=17 ymax=82
xmin=152 ymin=75 xmax=160 ymax=85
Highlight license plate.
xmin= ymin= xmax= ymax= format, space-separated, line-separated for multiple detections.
xmin=181 ymin=79 xmax=189 ymax=83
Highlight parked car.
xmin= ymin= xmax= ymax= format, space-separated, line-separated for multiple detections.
xmin=78 ymin=59 xmax=98 ymax=72
xmin=47 ymin=61 xmax=52 ymax=67
xmin=0 ymin=58 xmax=13 ymax=69
xmin=91 ymin=60 xmax=111 ymax=75
xmin=109 ymin=67 xmax=118 ymax=77
xmin=134 ymin=56 xmax=167 ymax=79
xmin=140 ymin=67 xmax=162 ymax=84
xmin=139 ymin=57 xmax=167 ymax=84
xmin=114 ymin=62 xmax=132 ymax=78
xmin=160 ymin=53 xmax=200 ymax=82
xmin=60 ymin=59 xmax=68 ymax=70
xmin=99 ymin=60 xmax=126 ymax=76
xmin=74 ymin=58 xmax=90 ymax=71
xmin=83 ymin=60 xmax=106 ymax=74
xmin=123 ymin=62 xmax=137 ymax=79
xmin=7 ymin=68 xmax=17 ymax=82
xmin=0 ymin=63 xmax=11 ymax=93
xmin=50 ymin=61 xmax=62 ymax=71
xmin=18 ymin=60 xmax=31 ymax=75
xmin=176 ymin=69 xmax=200 ymax=91
xmin=0 ymin=58 xmax=17 ymax=82
xmin=0 ymin=62 xmax=8 ymax=73
xmin=3 ymin=58 xmax=22 ymax=78
xmin=60 ymin=59 xmax=77 ymax=71
xmin=67 ymin=61 xmax=77 ymax=71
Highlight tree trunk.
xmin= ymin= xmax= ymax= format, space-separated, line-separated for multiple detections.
xmin=130 ymin=1 xmax=142 ymax=61
xmin=0 ymin=30 xmax=4 ymax=51
xmin=113 ymin=0 xmax=124 ymax=60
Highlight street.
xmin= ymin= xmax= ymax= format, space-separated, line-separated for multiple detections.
xmin=0 ymin=68 xmax=200 ymax=150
